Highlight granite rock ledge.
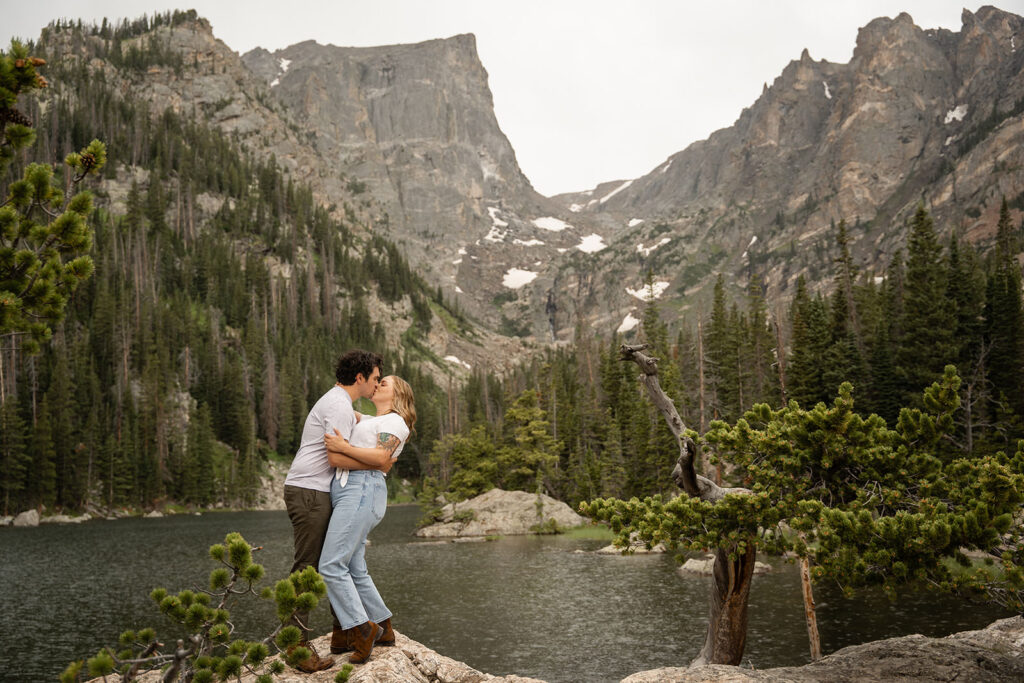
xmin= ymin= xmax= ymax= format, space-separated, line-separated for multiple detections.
xmin=622 ymin=615 xmax=1024 ymax=682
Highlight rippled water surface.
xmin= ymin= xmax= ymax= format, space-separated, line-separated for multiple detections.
xmin=0 ymin=506 xmax=1011 ymax=682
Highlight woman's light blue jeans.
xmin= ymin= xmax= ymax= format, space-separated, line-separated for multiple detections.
xmin=318 ymin=470 xmax=392 ymax=630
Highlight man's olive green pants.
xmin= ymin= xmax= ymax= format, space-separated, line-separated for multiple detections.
xmin=284 ymin=484 xmax=342 ymax=638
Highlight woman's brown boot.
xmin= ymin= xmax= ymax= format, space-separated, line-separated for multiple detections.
xmin=376 ymin=617 xmax=396 ymax=646
xmin=349 ymin=621 xmax=383 ymax=664
xmin=287 ymin=640 xmax=334 ymax=673
xmin=330 ymin=626 xmax=352 ymax=654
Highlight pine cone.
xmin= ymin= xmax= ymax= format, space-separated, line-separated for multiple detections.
xmin=30 ymin=57 xmax=46 ymax=66
xmin=80 ymin=152 xmax=97 ymax=170
xmin=0 ymin=107 xmax=33 ymax=127
xmin=34 ymin=75 xmax=49 ymax=88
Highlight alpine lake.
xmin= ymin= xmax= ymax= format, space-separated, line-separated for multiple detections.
xmin=0 ymin=505 xmax=1011 ymax=682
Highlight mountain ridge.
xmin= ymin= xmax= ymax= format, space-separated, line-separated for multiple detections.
xmin=558 ymin=5 xmax=1024 ymax=330
xmin=28 ymin=6 xmax=1024 ymax=345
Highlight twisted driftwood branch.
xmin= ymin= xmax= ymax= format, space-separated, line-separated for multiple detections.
xmin=619 ymin=343 xmax=749 ymax=501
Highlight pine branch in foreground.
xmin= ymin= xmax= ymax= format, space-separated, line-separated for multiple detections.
xmin=60 ymin=532 xmax=328 ymax=683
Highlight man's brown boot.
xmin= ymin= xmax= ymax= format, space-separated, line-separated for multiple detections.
xmin=330 ymin=626 xmax=353 ymax=654
xmin=376 ymin=617 xmax=396 ymax=646
xmin=288 ymin=641 xmax=334 ymax=673
xmin=349 ymin=621 xmax=383 ymax=664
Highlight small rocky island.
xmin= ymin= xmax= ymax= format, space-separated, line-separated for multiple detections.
xmin=415 ymin=488 xmax=586 ymax=538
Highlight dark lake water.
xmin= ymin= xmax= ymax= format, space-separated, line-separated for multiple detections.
xmin=0 ymin=506 xmax=1012 ymax=682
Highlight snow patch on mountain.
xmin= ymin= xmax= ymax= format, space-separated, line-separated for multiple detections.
xmin=503 ymin=268 xmax=538 ymax=289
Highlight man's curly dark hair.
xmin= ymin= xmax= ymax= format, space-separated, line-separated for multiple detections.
xmin=335 ymin=349 xmax=383 ymax=385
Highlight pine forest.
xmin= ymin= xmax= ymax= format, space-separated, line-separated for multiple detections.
xmin=1 ymin=13 xmax=1023 ymax=529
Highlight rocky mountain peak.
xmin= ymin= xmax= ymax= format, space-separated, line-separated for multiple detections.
xmin=238 ymin=31 xmax=609 ymax=334
xmin=41 ymin=8 xmax=1024 ymax=346
xmin=558 ymin=8 xmax=1024 ymax=337
xmin=852 ymin=11 xmax=943 ymax=74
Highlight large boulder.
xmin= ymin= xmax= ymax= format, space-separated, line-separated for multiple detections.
xmin=12 ymin=510 xmax=39 ymax=527
xmin=678 ymin=554 xmax=772 ymax=576
xmin=622 ymin=615 xmax=1024 ymax=682
xmin=416 ymin=488 xmax=585 ymax=538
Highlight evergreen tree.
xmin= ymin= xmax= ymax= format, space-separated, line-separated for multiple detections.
xmin=584 ymin=364 xmax=1024 ymax=666
xmin=985 ymin=197 xmax=1024 ymax=416
xmin=1 ymin=41 xmax=106 ymax=354
xmin=0 ymin=398 xmax=29 ymax=513
xmin=897 ymin=204 xmax=956 ymax=401
xmin=47 ymin=349 xmax=83 ymax=508
xmin=787 ymin=277 xmax=831 ymax=408
xmin=31 ymin=395 xmax=58 ymax=507
xmin=866 ymin=319 xmax=900 ymax=424
xmin=597 ymin=408 xmax=627 ymax=499
xmin=822 ymin=221 xmax=866 ymax=395
xmin=945 ymin=232 xmax=989 ymax=453
xmin=706 ymin=275 xmax=739 ymax=420
xmin=743 ymin=273 xmax=778 ymax=407
xmin=496 ymin=390 xmax=562 ymax=495
xmin=946 ymin=232 xmax=986 ymax=369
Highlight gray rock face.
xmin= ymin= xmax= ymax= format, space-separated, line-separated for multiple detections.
xmin=621 ymin=615 xmax=1024 ymax=682
xmin=237 ymin=7 xmax=1024 ymax=341
xmin=37 ymin=8 xmax=1024 ymax=348
xmin=12 ymin=510 xmax=39 ymax=527
xmin=242 ymin=35 xmax=612 ymax=337
xmin=563 ymin=7 xmax=1024 ymax=330
xmin=415 ymin=488 xmax=586 ymax=538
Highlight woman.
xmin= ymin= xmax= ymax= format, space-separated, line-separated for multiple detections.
xmin=318 ymin=375 xmax=416 ymax=664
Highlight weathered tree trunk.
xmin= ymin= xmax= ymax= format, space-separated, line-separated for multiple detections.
xmin=619 ymin=343 xmax=755 ymax=666
xmin=773 ymin=311 xmax=788 ymax=405
xmin=692 ymin=546 xmax=758 ymax=666
xmin=697 ymin=316 xmax=706 ymax=433
xmin=0 ymin=335 xmax=6 ymax=406
xmin=800 ymin=555 xmax=822 ymax=661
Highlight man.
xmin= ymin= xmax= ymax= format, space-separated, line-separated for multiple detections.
xmin=283 ymin=349 xmax=383 ymax=673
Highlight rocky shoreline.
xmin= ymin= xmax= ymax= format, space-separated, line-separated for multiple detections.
xmin=96 ymin=616 xmax=1024 ymax=682
xmin=2 ymin=460 xmax=291 ymax=528
xmin=621 ymin=615 xmax=1024 ymax=682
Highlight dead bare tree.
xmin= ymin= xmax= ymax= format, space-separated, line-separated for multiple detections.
xmin=618 ymin=343 xmax=755 ymax=666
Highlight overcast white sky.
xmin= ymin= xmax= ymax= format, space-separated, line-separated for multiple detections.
xmin=6 ymin=1 xmax=1023 ymax=196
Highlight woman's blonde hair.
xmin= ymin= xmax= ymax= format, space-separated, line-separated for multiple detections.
xmin=388 ymin=375 xmax=417 ymax=437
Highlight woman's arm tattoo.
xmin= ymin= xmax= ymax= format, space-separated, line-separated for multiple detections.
xmin=377 ymin=432 xmax=402 ymax=457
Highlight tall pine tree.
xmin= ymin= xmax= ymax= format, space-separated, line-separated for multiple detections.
xmin=985 ymin=197 xmax=1024 ymax=417
xmin=897 ymin=204 xmax=956 ymax=402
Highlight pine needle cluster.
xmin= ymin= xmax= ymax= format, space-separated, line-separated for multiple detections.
xmin=1 ymin=39 xmax=105 ymax=353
